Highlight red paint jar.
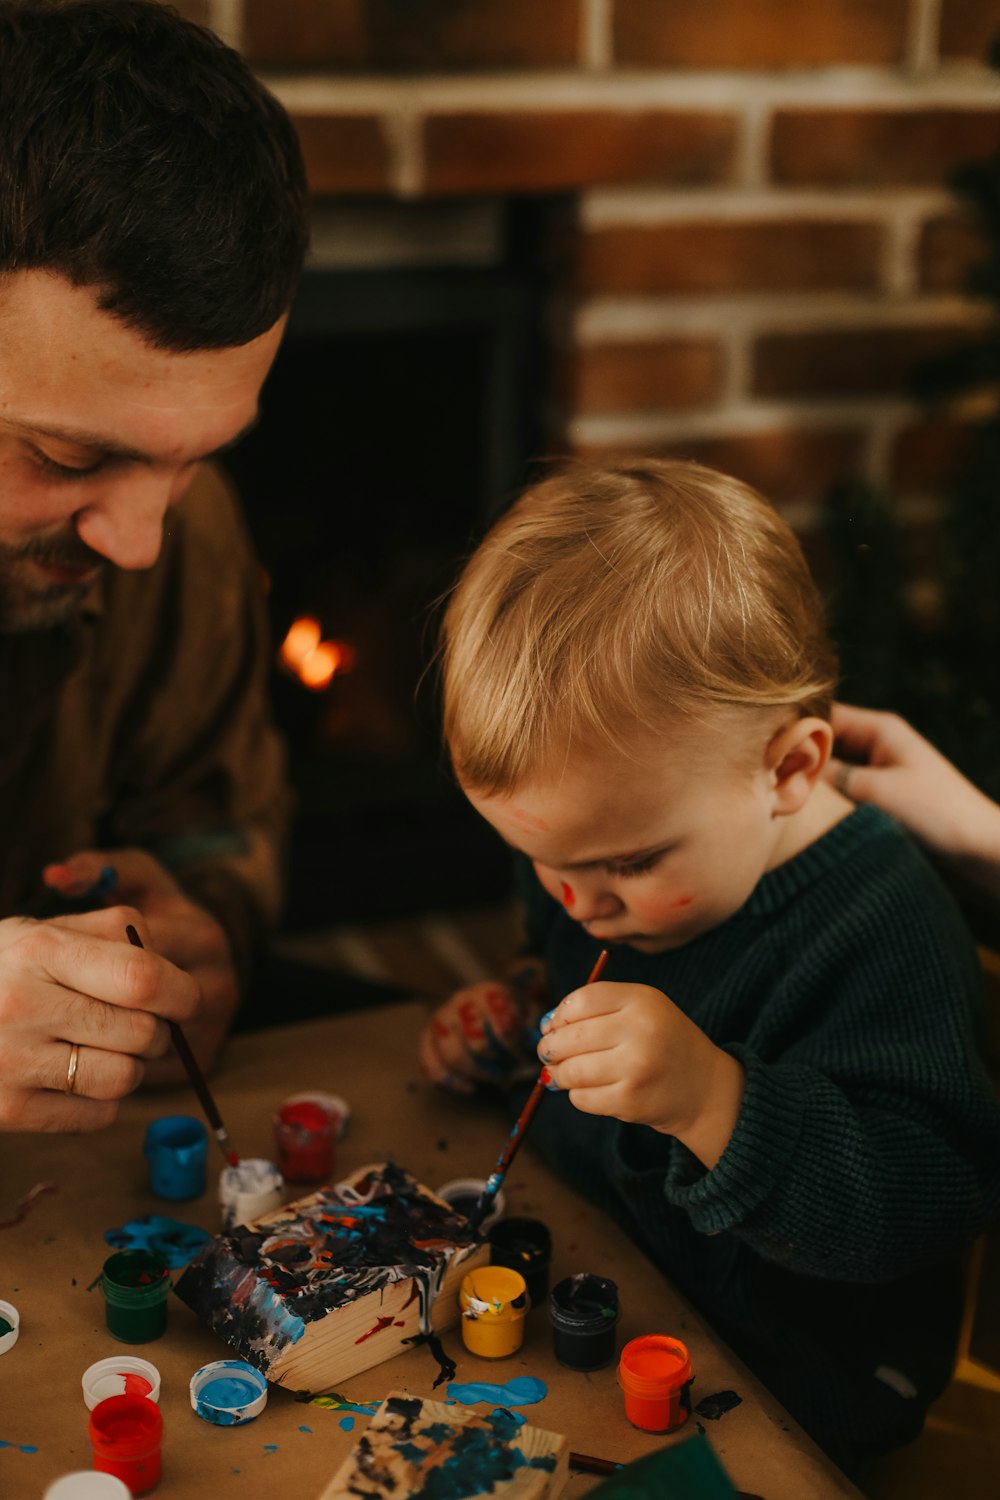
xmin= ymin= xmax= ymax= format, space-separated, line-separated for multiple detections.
xmin=617 ymin=1334 xmax=692 ymax=1433
xmin=273 ymin=1099 xmax=334 ymax=1182
xmin=88 ymin=1394 xmax=162 ymax=1495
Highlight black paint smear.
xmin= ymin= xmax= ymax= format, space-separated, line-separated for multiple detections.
xmin=402 ymin=1330 xmax=457 ymax=1388
xmin=694 ymin=1388 xmax=742 ymax=1420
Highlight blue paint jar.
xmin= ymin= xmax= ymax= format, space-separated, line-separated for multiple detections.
xmin=190 ymin=1360 xmax=268 ymax=1425
xmin=144 ymin=1115 xmax=207 ymax=1201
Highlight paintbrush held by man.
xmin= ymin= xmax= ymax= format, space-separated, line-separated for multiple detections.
xmin=419 ymin=457 xmax=1000 ymax=1479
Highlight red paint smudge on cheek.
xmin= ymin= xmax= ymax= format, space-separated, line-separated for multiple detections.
xmin=670 ymin=895 xmax=693 ymax=908
xmin=561 ymin=882 xmax=575 ymax=908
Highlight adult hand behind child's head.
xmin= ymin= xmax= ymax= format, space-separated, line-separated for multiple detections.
xmin=826 ymin=703 xmax=1000 ymax=870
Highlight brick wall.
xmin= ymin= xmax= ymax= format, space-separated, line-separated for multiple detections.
xmin=196 ymin=0 xmax=999 ymax=542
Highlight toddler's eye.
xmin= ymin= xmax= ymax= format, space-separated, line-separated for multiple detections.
xmin=610 ymin=853 xmax=660 ymax=879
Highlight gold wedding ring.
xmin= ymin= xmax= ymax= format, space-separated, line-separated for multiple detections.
xmin=65 ymin=1042 xmax=80 ymax=1096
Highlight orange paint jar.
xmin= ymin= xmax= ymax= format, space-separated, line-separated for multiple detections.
xmin=617 ymin=1334 xmax=692 ymax=1433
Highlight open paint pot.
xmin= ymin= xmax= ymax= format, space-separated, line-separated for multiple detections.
xmin=488 ymin=1217 xmax=552 ymax=1307
xmin=99 ymin=1250 xmax=171 ymax=1344
xmin=143 ymin=1114 xmax=207 ymax=1200
xmin=617 ymin=1334 xmax=692 ymax=1433
xmin=83 ymin=1356 xmax=161 ymax=1409
xmin=219 ymin=1158 xmax=285 ymax=1229
xmin=88 ymin=1393 xmax=163 ymax=1496
xmin=549 ymin=1272 xmax=619 ymax=1370
xmin=460 ymin=1266 xmax=528 ymax=1358
xmin=44 ymin=1474 xmax=132 ymax=1499
xmin=273 ymin=1098 xmax=334 ymax=1183
xmin=0 ymin=1297 xmax=19 ymax=1355
xmin=437 ymin=1177 xmax=506 ymax=1232
xmin=190 ymin=1359 xmax=268 ymax=1425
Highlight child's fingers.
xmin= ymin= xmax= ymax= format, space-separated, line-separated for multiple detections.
xmin=565 ymin=1082 xmax=627 ymax=1119
xmin=541 ymin=980 xmax=627 ymax=1033
xmin=537 ymin=1015 xmax=618 ymax=1067
xmin=543 ymin=1048 xmax=619 ymax=1096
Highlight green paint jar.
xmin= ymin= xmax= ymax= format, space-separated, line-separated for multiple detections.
xmin=100 ymin=1251 xmax=171 ymax=1344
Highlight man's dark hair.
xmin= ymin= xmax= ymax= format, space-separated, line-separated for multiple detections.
xmin=0 ymin=0 xmax=309 ymax=350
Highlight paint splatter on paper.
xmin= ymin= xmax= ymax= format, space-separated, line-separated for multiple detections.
xmin=694 ymin=1389 xmax=742 ymax=1421
xmin=0 ymin=1181 xmax=56 ymax=1231
xmin=0 ymin=1439 xmax=39 ymax=1453
xmin=105 ymin=1214 xmax=212 ymax=1267
xmin=446 ymin=1376 xmax=548 ymax=1408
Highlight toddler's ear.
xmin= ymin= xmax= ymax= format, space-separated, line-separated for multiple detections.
xmin=766 ymin=717 xmax=833 ymax=814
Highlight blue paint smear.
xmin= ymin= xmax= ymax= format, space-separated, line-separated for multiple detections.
xmin=309 ymin=1395 xmax=379 ymax=1416
xmin=446 ymin=1376 xmax=548 ymax=1408
xmin=105 ymin=1214 xmax=211 ymax=1268
xmin=393 ymin=1440 xmax=427 ymax=1464
xmin=263 ymin=1444 xmax=279 ymax=1453
xmin=338 ymin=1415 xmax=355 ymax=1431
xmin=298 ymin=1425 xmax=312 ymax=1433
xmin=0 ymin=1440 xmax=39 ymax=1454
xmin=419 ymin=1422 xmax=453 ymax=1442
xmin=200 ymin=1376 xmax=261 ymax=1407
xmin=491 ymin=1407 xmax=526 ymax=1427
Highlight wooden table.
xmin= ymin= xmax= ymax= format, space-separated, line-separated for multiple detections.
xmin=0 ymin=1002 xmax=862 ymax=1499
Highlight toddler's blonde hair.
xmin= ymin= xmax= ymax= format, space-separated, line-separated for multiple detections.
xmin=441 ymin=458 xmax=838 ymax=793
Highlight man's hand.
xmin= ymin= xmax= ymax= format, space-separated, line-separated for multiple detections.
xmin=43 ymin=848 xmax=240 ymax=1082
xmin=538 ymin=980 xmax=745 ymax=1170
xmin=0 ymin=908 xmax=200 ymax=1132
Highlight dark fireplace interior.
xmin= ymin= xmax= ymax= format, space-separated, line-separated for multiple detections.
xmin=224 ymin=202 xmax=552 ymax=928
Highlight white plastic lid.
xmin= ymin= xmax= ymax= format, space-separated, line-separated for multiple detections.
xmin=190 ymin=1358 xmax=268 ymax=1425
xmin=218 ymin=1158 xmax=285 ymax=1228
xmin=436 ymin=1177 xmax=506 ymax=1230
xmin=44 ymin=1473 xmax=132 ymax=1499
xmin=82 ymin=1355 xmax=162 ymax=1409
xmin=0 ymin=1298 xmax=19 ymax=1356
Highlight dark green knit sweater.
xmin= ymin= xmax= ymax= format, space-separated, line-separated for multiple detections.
xmin=522 ymin=805 xmax=1000 ymax=1473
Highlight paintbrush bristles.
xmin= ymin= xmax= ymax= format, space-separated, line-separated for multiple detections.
xmin=125 ymin=923 xmax=239 ymax=1166
xmin=468 ymin=948 xmax=609 ymax=1231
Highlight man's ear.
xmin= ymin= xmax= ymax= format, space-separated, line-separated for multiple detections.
xmin=765 ymin=717 xmax=833 ymax=815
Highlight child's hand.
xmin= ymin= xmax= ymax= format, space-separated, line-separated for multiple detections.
xmin=538 ymin=981 xmax=744 ymax=1169
xmin=420 ymin=981 xmax=532 ymax=1094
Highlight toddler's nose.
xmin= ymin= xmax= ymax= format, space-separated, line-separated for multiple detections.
xmin=570 ymin=883 xmax=622 ymax=923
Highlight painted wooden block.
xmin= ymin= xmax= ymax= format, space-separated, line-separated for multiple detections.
xmin=318 ymin=1391 xmax=568 ymax=1499
xmin=174 ymin=1162 xmax=488 ymax=1393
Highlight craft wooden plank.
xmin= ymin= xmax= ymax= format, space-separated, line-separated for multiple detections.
xmin=175 ymin=1162 xmax=488 ymax=1393
xmin=318 ymin=1391 xmax=568 ymax=1499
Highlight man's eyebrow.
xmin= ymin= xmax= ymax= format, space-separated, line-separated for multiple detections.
xmin=7 ymin=412 xmax=260 ymax=465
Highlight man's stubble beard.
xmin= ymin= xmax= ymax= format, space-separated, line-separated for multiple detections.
xmin=0 ymin=536 xmax=106 ymax=634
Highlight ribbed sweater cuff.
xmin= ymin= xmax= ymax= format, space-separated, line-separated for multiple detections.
xmin=665 ymin=1047 xmax=804 ymax=1234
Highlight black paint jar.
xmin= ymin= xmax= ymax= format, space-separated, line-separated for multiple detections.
xmin=549 ymin=1272 xmax=619 ymax=1370
xmin=488 ymin=1217 xmax=553 ymax=1307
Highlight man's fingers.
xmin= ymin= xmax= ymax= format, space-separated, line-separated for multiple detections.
xmin=22 ymin=915 xmax=200 ymax=1024
xmin=39 ymin=1041 xmax=146 ymax=1101
xmin=4 ymin=1089 xmax=120 ymax=1134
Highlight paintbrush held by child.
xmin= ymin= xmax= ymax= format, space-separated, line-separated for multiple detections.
xmin=419 ymin=458 xmax=1000 ymax=1476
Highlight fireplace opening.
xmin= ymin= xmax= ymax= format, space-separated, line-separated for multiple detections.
xmin=224 ymin=200 xmax=556 ymax=928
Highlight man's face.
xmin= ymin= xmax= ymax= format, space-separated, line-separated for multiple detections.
xmin=465 ymin=721 xmax=795 ymax=954
xmin=0 ymin=270 xmax=285 ymax=632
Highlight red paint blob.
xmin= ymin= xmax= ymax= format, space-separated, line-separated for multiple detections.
xmin=670 ymin=895 xmax=693 ymax=908
xmin=354 ymin=1315 xmax=395 ymax=1344
xmin=561 ymin=882 xmax=575 ymax=908
xmin=121 ymin=1374 xmax=153 ymax=1397
xmin=226 ymin=1150 xmax=240 ymax=1167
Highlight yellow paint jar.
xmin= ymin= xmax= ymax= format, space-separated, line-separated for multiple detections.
xmin=460 ymin=1266 xmax=528 ymax=1358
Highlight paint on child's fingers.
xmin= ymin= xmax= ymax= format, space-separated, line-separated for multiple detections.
xmin=539 ymin=1007 xmax=558 ymax=1033
xmin=540 ymin=1067 xmax=560 ymax=1092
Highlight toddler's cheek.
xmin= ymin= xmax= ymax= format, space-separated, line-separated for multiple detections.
xmin=630 ymin=890 xmax=695 ymax=927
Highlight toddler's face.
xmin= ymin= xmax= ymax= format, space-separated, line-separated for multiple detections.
xmin=465 ymin=721 xmax=798 ymax=953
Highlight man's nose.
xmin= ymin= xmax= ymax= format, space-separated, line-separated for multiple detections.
xmin=72 ymin=470 xmax=182 ymax=570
